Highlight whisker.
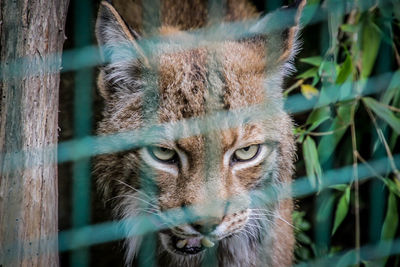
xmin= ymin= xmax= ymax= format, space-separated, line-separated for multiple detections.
xmin=275 ymin=216 xmax=295 ymax=228
xmin=239 ymin=227 xmax=258 ymax=240
xmin=249 ymin=209 xmax=275 ymax=214
xmin=245 ymin=223 xmax=264 ymax=231
xmin=134 ymin=209 xmax=160 ymax=216
xmin=118 ymin=194 xmax=159 ymax=209
xmin=113 ymin=179 xmax=154 ymax=201
xmin=105 ymin=195 xmax=159 ymax=212
xmin=250 ymin=212 xmax=294 ymax=229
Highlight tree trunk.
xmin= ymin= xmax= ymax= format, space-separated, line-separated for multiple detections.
xmin=0 ymin=0 xmax=69 ymax=266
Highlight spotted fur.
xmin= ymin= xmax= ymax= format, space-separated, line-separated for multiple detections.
xmin=94 ymin=0 xmax=305 ymax=266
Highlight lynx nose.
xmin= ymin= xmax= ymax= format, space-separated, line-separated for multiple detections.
xmin=191 ymin=218 xmax=220 ymax=235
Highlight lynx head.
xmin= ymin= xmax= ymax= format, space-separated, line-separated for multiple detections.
xmin=94 ymin=1 xmax=305 ymax=265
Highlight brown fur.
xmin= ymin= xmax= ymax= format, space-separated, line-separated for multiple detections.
xmin=113 ymin=0 xmax=258 ymax=34
xmin=94 ymin=1 xmax=305 ymax=266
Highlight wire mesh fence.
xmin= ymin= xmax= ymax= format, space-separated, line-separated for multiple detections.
xmin=1 ymin=0 xmax=400 ymax=266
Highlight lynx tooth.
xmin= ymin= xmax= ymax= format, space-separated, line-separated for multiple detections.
xmin=176 ymin=239 xmax=187 ymax=249
xmin=201 ymin=237 xmax=215 ymax=248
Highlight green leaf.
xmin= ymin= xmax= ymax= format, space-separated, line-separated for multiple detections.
xmin=294 ymin=127 xmax=307 ymax=143
xmin=382 ymin=178 xmax=400 ymax=198
xmin=297 ymin=232 xmax=312 ymax=245
xmin=293 ymin=211 xmax=311 ymax=231
xmin=389 ymin=132 xmax=399 ymax=151
xmin=318 ymin=103 xmax=354 ymax=164
xmin=306 ymin=106 xmax=331 ymax=132
xmin=335 ymin=55 xmax=353 ymax=84
xmin=382 ymin=70 xmax=400 ymax=105
xmin=297 ymin=67 xmax=318 ymax=79
xmin=318 ymin=60 xmax=338 ymax=82
xmin=381 ymin=191 xmax=399 ymax=240
xmin=361 ymin=16 xmax=381 ymax=78
xmin=340 ymin=24 xmax=358 ymax=33
xmin=363 ymin=97 xmax=400 ymax=134
xmin=329 ymin=184 xmax=348 ymax=191
xmin=332 ymin=186 xmax=350 ymax=235
xmin=292 ymin=210 xmax=305 ymax=224
xmin=295 ymin=246 xmax=311 ymax=261
xmin=300 ymin=56 xmax=323 ymax=67
xmin=299 ymin=220 xmax=311 ymax=231
xmin=303 ymin=136 xmax=323 ymax=188
xmin=311 ymin=75 xmax=320 ymax=87
xmin=377 ymin=191 xmax=399 ymax=266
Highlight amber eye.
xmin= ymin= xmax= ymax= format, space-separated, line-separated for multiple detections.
xmin=233 ymin=144 xmax=260 ymax=162
xmin=149 ymin=146 xmax=177 ymax=162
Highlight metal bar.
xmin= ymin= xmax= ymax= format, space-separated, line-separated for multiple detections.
xmin=70 ymin=0 xmax=93 ymax=265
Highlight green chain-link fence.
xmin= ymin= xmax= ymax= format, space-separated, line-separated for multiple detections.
xmin=1 ymin=0 xmax=400 ymax=266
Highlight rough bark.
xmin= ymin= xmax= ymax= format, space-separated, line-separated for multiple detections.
xmin=0 ymin=0 xmax=69 ymax=266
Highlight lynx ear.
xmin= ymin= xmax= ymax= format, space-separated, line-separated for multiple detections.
xmin=249 ymin=0 xmax=306 ymax=69
xmin=96 ymin=1 xmax=148 ymax=65
xmin=95 ymin=1 xmax=149 ymax=99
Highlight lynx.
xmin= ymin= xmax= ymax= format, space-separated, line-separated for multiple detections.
xmin=94 ymin=0 xmax=305 ymax=266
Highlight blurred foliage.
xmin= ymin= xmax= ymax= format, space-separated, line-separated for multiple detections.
xmin=290 ymin=0 xmax=400 ymax=265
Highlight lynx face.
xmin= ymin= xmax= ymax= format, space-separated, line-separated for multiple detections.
xmin=94 ymin=1 xmax=304 ymax=266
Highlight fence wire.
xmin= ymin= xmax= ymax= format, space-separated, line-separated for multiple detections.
xmin=1 ymin=0 xmax=399 ymax=266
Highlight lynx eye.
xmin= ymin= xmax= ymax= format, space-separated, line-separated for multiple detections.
xmin=149 ymin=146 xmax=177 ymax=163
xmin=233 ymin=144 xmax=260 ymax=162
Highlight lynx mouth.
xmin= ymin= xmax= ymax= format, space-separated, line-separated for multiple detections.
xmin=161 ymin=231 xmax=215 ymax=256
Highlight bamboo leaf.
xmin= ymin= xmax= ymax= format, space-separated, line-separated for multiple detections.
xmin=340 ymin=24 xmax=358 ymax=33
xmin=381 ymin=191 xmax=399 ymax=240
xmin=318 ymin=103 xmax=354 ymax=164
xmin=336 ymin=55 xmax=353 ymax=84
xmin=363 ymin=97 xmax=400 ymax=134
xmin=300 ymin=56 xmax=323 ymax=67
xmin=318 ymin=60 xmax=337 ymax=81
xmin=306 ymin=106 xmax=331 ymax=132
xmin=361 ymin=17 xmax=381 ymax=78
xmin=389 ymin=132 xmax=399 ymax=151
xmin=382 ymin=178 xmax=400 ymax=198
xmin=377 ymin=191 xmax=399 ymax=266
xmin=297 ymin=232 xmax=312 ymax=245
xmin=329 ymin=184 xmax=348 ymax=191
xmin=303 ymin=136 xmax=323 ymax=188
xmin=297 ymin=67 xmax=318 ymax=79
xmin=382 ymin=70 xmax=400 ymax=105
xmin=332 ymin=186 xmax=350 ymax=235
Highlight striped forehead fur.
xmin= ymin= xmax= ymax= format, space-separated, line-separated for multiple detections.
xmin=101 ymin=38 xmax=270 ymax=122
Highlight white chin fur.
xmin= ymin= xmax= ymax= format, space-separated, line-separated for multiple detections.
xmin=124 ymin=236 xmax=143 ymax=266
